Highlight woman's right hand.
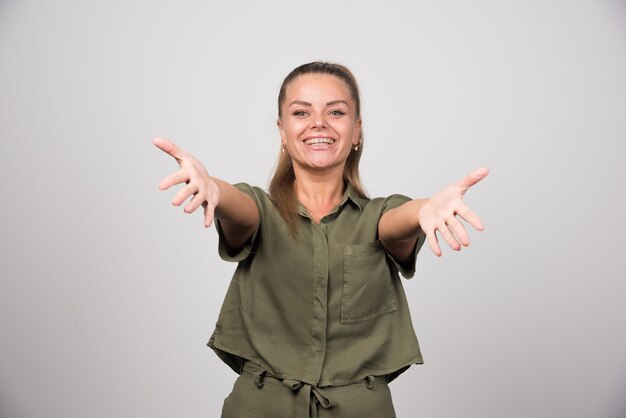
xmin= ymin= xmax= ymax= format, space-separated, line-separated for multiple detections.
xmin=153 ymin=137 xmax=221 ymax=228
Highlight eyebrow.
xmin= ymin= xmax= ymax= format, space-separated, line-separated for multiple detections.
xmin=288 ymin=99 xmax=350 ymax=107
xmin=327 ymin=100 xmax=349 ymax=106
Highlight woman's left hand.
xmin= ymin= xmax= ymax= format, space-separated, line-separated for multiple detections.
xmin=418 ymin=167 xmax=489 ymax=257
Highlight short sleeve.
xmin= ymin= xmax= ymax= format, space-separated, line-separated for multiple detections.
xmin=381 ymin=194 xmax=426 ymax=279
xmin=215 ymin=182 xmax=261 ymax=263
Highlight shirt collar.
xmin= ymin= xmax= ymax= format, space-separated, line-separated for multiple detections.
xmin=296 ymin=182 xmax=366 ymax=219
xmin=342 ymin=182 xmax=366 ymax=212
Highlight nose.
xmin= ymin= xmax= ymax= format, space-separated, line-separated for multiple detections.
xmin=311 ymin=114 xmax=327 ymax=128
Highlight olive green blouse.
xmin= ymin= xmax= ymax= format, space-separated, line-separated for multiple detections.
xmin=208 ymin=183 xmax=426 ymax=387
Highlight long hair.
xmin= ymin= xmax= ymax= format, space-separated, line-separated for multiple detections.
xmin=269 ymin=62 xmax=367 ymax=232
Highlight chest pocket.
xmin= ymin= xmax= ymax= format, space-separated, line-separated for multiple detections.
xmin=341 ymin=241 xmax=397 ymax=323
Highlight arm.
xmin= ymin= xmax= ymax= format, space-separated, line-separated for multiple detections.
xmin=379 ymin=167 xmax=489 ymax=261
xmin=153 ymin=137 xmax=259 ymax=251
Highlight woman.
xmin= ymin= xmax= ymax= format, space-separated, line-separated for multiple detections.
xmin=154 ymin=62 xmax=488 ymax=418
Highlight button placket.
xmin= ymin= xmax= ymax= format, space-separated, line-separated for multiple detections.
xmin=305 ymin=223 xmax=329 ymax=384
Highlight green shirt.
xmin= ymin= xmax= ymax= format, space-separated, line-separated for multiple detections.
xmin=208 ymin=183 xmax=426 ymax=387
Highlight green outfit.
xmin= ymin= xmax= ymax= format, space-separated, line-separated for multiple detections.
xmin=209 ymin=183 xmax=426 ymax=417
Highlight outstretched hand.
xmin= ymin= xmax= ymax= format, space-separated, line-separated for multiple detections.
xmin=418 ymin=167 xmax=489 ymax=257
xmin=153 ymin=137 xmax=220 ymax=227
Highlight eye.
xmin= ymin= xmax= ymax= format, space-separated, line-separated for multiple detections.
xmin=329 ymin=110 xmax=346 ymax=117
xmin=293 ymin=110 xmax=308 ymax=117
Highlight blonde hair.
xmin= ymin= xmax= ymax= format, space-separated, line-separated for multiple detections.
xmin=269 ymin=62 xmax=367 ymax=232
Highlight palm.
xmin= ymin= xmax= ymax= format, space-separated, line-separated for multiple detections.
xmin=418 ymin=167 xmax=489 ymax=256
xmin=153 ymin=137 xmax=221 ymax=227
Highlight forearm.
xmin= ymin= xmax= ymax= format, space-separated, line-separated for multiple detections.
xmin=378 ymin=199 xmax=427 ymax=242
xmin=213 ymin=178 xmax=259 ymax=228
xmin=378 ymin=199 xmax=427 ymax=264
xmin=213 ymin=178 xmax=259 ymax=251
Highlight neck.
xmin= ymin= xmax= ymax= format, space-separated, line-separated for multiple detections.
xmin=292 ymin=165 xmax=346 ymax=221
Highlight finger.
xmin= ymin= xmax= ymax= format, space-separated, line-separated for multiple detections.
xmin=437 ymin=222 xmax=461 ymax=251
xmin=446 ymin=216 xmax=470 ymax=247
xmin=172 ymin=183 xmax=197 ymax=206
xmin=426 ymin=229 xmax=442 ymax=257
xmin=204 ymin=203 xmax=215 ymax=228
xmin=455 ymin=167 xmax=489 ymax=190
xmin=456 ymin=205 xmax=485 ymax=231
xmin=184 ymin=191 xmax=206 ymax=214
xmin=159 ymin=170 xmax=189 ymax=190
xmin=153 ymin=137 xmax=188 ymax=162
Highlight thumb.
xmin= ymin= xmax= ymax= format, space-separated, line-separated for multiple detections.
xmin=455 ymin=167 xmax=489 ymax=190
xmin=153 ymin=137 xmax=188 ymax=163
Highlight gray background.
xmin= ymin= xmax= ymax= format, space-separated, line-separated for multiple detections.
xmin=1 ymin=1 xmax=625 ymax=417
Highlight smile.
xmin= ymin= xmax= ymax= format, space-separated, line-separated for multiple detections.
xmin=303 ymin=137 xmax=336 ymax=147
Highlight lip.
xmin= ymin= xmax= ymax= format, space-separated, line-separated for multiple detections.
xmin=301 ymin=136 xmax=337 ymax=145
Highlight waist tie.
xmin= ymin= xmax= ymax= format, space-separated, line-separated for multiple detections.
xmin=244 ymin=362 xmax=376 ymax=418
xmin=282 ymin=378 xmax=333 ymax=418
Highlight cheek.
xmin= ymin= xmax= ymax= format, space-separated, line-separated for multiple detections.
xmin=285 ymin=122 xmax=307 ymax=139
xmin=340 ymin=122 xmax=359 ymax=139
xmin=283 ymin=127 xmax=296 ymax=142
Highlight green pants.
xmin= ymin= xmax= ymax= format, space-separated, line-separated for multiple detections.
xmin=220 ymin=362 xmax=396 ymax=418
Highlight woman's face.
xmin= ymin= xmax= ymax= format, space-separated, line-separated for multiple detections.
xmin=278 ymin=73 xmax=361 ymax=174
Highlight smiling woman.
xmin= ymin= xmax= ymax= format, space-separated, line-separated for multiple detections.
xmin=154 ymin=61 xmax=488 ymax=418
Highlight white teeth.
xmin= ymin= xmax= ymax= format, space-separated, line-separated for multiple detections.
xmin=304 ymin=138 xmax=335 ymax=145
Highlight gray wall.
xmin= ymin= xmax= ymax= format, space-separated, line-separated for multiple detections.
xmin=1 ymin=1 xmax=625 ymax=417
